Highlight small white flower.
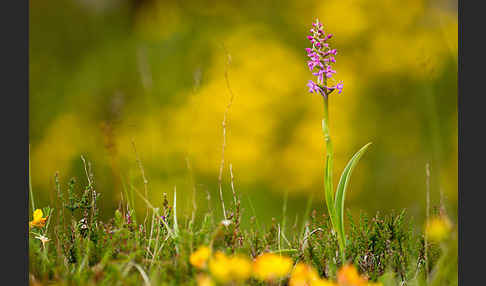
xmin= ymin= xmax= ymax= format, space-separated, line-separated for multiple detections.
xmin=35 ymin=234 xmax=50 ymax=247
xmin=221 ymin=219 xmax=232 ymax=227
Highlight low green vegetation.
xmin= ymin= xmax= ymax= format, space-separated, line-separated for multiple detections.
xmin=28 ymin=165 xmax=457 ymax=285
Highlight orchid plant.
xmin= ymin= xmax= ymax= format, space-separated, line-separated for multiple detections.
xmin=306 ymin=18 xmax=372 ymax=263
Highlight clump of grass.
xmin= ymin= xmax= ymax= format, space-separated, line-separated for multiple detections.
xmin=28 ymin=163 xmax=457 ymax=285
xmin=347 ymin=210 xmax=416 ymax=281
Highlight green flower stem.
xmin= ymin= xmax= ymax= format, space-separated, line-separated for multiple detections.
xmin=322 ymin=94 xmax=334 ymax=206
xmin=322 ymin=94 xmax=333 ymax=165
xmin=321 ymin=93 xmax=346 ymax=263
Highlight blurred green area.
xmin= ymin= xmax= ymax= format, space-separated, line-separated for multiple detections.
xmin=29 ymin=0 xmax=457 ymax=228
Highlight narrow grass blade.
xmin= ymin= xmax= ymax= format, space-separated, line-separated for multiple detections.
xmin=300 ymin=193 xmax=313 ymax=236
xmin=173 ymin=186 xmax=179 ymax=236
xmin=334 ymin=142 xmax=372 ymax=252
xmin=29 ymin=144 xmax=35 ymax=212
xmin=132 ymin=185 xmax=176 ymax=238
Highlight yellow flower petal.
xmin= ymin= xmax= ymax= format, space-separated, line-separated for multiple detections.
xmin=209 ymin=252 xmax=231 ymax=282
xmin=190 ymin=246 xmax=211 ymax=269
xmin=425 ymin=217 xmax=452 ymax=242
xmin=29 ymin=209 xmax=47 ymax=229
xmin=196 ymin=274 xmax=214 ymax=286
xmin=33 ymin=209 xmax=43 ymax=221
xmin=208 ymin=252 xmax=252 ymax=283
xmin=229 ymin=255 xmax=252 ymax=281
xmin=253 ymin=253 xmax=292 ymax=281
xmin=337 ymin=264 xmax=368 ymax=286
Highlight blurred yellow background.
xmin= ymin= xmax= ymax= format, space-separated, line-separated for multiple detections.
xmin=29 ymin=0 xmax=457 ymax=226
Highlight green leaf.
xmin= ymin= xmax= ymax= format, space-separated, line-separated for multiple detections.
xmin=334 ymin=142 xmax=372 ymax=252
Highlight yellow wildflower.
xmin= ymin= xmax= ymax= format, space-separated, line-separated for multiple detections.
xmin=190 ymin=246 xmax=211 ymax=269
xmin=252 ymin=253 xmax=292 ymax=281
xmin=289 ymin=263 xmax=319 ymax=286
xmin=209 ymin=252 xmax=231 ymax=282
xmin=313 ymin=279 xmax=337 ymax=286
xmin=209 ymin=251 xmax=252 ymax=283
xmin=425 ymin=216 xmax=452 ymax=242
xmin=337 ymin=264 xmax=367 ymax=286
xmin=289 ymin=262 xmax=336 ymax=286
xmin=29 ymin=209 xmax=48 ymax=229
xmin=229 ymin=255 xmax=252 ymax=281
xmin=196 ymin=274 xmax=214 ymax=286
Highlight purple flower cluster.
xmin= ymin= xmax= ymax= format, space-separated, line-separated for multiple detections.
xmin=306 ymin=19 xmax=343 ymax=96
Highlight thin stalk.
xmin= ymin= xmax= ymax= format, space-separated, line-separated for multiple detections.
xmin=131 ymin=140 xmax=149 ymax=228
xmin=282 ymin=189 xmax=288 ymax=235
xmin=322 ymin=94 xmax=334 ymax=212
xmin=173 ymin=186 xmax=179 ymax=236
xmin=217 ymin=46 xmax=235 ymax=220
xmin=29 ymin=144 xmax=35 ymax=212
xmin=300 ymin=194 xmax=313 ymax=237
xmin=186 ymin=157 xmax=197 ymax=226
xmin=321 ymin=93 xmax=345 ymax=262
xmin=322 ymin=95 xmax=334 ymax=180
xmin=425 ymin=162 xmax=431 ymax=282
